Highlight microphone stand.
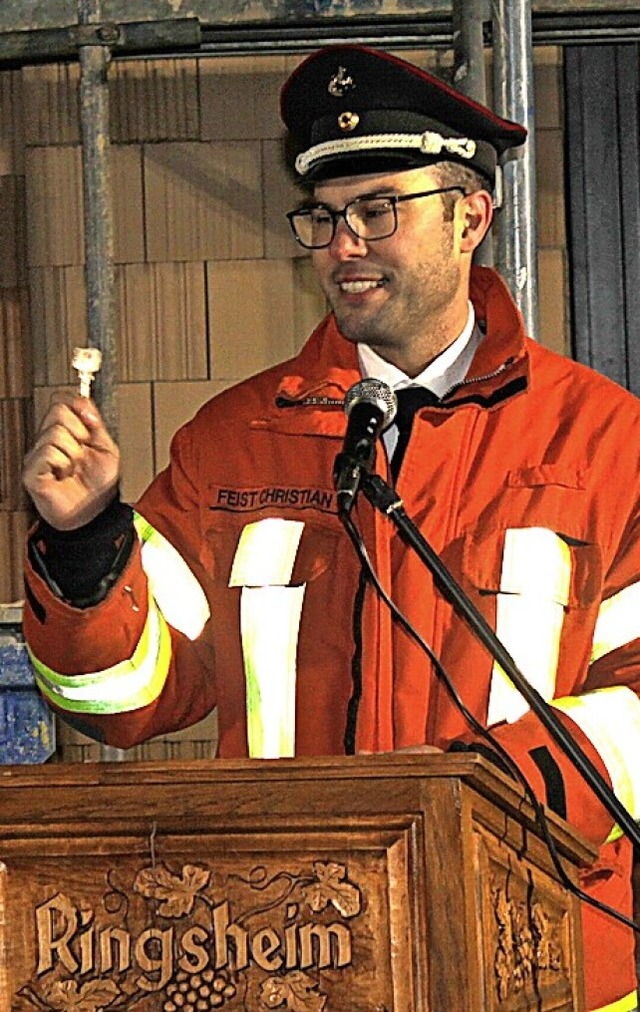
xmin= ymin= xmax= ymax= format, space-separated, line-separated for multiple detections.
xmin=357 ymin=470 xmax=640 ymax=850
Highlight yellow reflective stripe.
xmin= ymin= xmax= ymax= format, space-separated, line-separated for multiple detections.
xmin=241 ymin=585 xmax=305 ymax=758
xmin=29 ymin=594 xmax=171 ymax=714
xmin=488 ymin=529 xmax=571 ymax=725
xmin=591 ymin=581 xmax=640 ymax=663
xmin=229 ymin=518 xmax=306 ymax=758
xmin=553 ymin=687 xmax=640 ymax=838
xmin=229 ymin=518 xmax=304 ymax=587
xmin=592 ymin=989 xmax=638 ymax=1012
xmin=134 ymin=511 xmax=209 ymax=641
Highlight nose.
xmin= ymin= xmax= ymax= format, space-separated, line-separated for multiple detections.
xmin=328 ymin=217 xmax=368 ymax=260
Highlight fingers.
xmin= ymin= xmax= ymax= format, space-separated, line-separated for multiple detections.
xmin=37 ymin=392 xmax=115 ymax=454
xmin=24 ymin=398 xmax=96 ymax=484
xmin=46 ymin=390 xmax=102 ymax=436
xmin=22 ymin=390 xmax=120 ymax=508
xmin=28 ymin=421 xmax=89 ymax=479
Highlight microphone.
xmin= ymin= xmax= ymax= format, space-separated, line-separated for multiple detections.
xmin=334 ymin=378 xmax=397 ymax=516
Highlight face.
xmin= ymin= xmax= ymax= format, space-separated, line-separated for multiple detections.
xmin=310 ymin=165 xmax=489 ymax=373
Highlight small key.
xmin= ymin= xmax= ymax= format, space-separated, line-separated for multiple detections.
xmin=72 ymin=346 xmax=102 ymax=398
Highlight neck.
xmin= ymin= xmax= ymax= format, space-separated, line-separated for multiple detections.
xmin=370 ymin=301 xmax=471 ymax=378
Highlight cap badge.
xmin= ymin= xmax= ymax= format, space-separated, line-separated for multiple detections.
xmin=338 ymin=111 xmax=360 ymax=132
xmin=328 ymin=66 xmax=355 ymax=98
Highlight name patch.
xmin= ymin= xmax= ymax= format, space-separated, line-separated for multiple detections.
xmin=209 ymin=485 xmax=337 ymax=514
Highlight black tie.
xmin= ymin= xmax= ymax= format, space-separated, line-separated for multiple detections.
xmin=391 ymin=387 xmax=440 ymax=481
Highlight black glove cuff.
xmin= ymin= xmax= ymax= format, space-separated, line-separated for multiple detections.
xmin=29 ymin=496 xmax=135 ymax=608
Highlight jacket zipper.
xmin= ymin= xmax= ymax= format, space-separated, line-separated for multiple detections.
xmin=274 ymin=356 xmax=519 ymax=414
xmin=440 ymin=356 xmax=516 ymax=403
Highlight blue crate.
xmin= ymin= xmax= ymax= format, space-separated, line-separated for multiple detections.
xmin=0 ymin=614 xmax=56 ymax=764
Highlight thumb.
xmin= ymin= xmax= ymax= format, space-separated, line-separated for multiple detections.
xmin=75 ymin=399 xmax=117 ymax=452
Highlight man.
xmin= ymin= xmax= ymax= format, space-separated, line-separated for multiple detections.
xmin=22 ymin=45 xmax=640 ymax=1010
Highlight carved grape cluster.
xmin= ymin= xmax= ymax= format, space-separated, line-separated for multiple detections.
xmin=163 ymin=969 xmax=237 ymax=1011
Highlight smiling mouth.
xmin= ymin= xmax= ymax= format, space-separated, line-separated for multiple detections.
xmin=338 ymin=279 xmax=386 ymax=294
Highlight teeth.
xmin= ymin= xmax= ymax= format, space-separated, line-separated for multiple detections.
xmin=339 ymin=280 xmax=382 ymax=293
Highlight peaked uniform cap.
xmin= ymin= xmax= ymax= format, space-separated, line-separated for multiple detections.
xmin=281 ymin=44 xmax=527 ymax=184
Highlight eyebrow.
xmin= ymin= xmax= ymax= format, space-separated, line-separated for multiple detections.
xmin=303 ymin=187 xmax=400 ymax=209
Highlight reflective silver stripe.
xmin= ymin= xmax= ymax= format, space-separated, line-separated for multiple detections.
xmin=229 ymin=517 xmax=304 ymax=587
xmin=591 ymin=581 xmax=640 ymax=663
xmin=553 ymin=687 xmax=640 ymax=829
xmin=241 ymin=585 xmax=306 ymax=758
xmin=29 ymin=593 xmax=171 ymax=714
xmin=134 ymin=512 xmax=210 ymax=640
xmin=488 ymin=528 xmax=571 ymax=725
xmin=229 ymin=519 xmax=305 ymax=758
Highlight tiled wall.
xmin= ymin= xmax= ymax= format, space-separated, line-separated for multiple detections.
xmin=0 ymin=47 xmax=568 ymax=758
xmin=0 ymin=65 xmax=30 ymax=604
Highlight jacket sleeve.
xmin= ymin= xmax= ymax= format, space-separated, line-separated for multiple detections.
xmin=23 ymin=423 xmax=218 ymax=749
xmin=473 ymin=506 xmax=640 ymax=849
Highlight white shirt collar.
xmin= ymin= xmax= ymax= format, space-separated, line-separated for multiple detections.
xmin=358 ymin=300 xmax=479 ymax=399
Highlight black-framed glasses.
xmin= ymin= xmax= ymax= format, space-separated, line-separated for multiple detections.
xmin=286 ymin=187 xmax=466 ymax=249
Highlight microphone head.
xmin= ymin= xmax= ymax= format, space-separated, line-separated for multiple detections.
xmin=344 ymin=378 xmax=397 ymax=429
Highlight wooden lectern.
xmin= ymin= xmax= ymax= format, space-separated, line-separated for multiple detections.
xmin=0 ymin=753 xmax=593 ymax=1011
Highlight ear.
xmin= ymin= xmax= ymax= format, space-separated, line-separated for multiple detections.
xmin=457 ymin=189 xmax=494 ymax=253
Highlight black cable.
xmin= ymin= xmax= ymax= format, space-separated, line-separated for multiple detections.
xmin=341 ymin=511 xmax=640 ymax=935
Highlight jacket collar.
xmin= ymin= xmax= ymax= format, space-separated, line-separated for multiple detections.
xmin=466 ymin=265 xmax=527 ymax=382
xmin=271 ymin=265 xmax=529 ymax=424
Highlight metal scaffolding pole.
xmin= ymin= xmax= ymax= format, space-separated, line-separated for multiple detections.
xmin=452 ymin=0 xmax=488 ymax=108
xmin=492 ymin=0 xmax=540 ymax=340
xmin=452 ymin=0 xmax=493 ymax=267
xmin=78 ymin=0 xmax=117 ymax=435
xmin=78 ymin=0 xmax=124 ymax=763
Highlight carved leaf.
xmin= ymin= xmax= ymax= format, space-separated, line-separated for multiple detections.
xmin=12 ymin=987 xmax=45 ymax=1011
xmin=259 ymin=972 xmax=327 ymax=1011
xmin=43 ymin=978 xmax=120 ymax=1010
xmin=303 ymin=861 xmax=361 ymax=918
xmin=532 ymin=902 xmax=563 ymax=971
xmin=259 ymin=977 xmax=290 ymax=1007
xmin=286 ymin=972 xmax=328 ymax=1011
xmin=133 ymin=863 xmax=210 ymax=916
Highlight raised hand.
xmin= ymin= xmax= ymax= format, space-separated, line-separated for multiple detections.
xmin=23 ymin=391 xmax=121 ymax=531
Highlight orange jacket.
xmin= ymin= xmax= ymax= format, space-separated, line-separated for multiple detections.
xmin=24 ymin=267 xmax=640 ymax=1009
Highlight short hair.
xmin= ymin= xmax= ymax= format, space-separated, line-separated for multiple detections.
xmin=433 ymin=161 xmax=488 ymax=220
